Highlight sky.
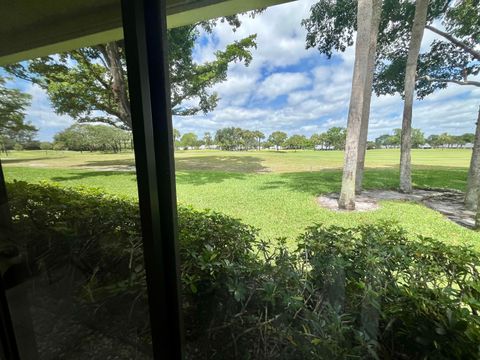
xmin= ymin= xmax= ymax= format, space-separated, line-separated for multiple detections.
xmin=5 ymin=0 xmax=480 ymax=141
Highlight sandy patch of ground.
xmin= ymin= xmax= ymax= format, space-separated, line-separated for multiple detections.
xmin=317 ymin=189 xmax=475 ymax=229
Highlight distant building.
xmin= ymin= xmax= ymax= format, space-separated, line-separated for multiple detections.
xmin=314 ymin=145 xmax=335 ymax=150
xmin=199 ymin=144 xmax=219 ymax=150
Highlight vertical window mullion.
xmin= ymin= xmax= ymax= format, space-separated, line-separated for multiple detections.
xmin=121 ymin=0 xmax=184 ymax=358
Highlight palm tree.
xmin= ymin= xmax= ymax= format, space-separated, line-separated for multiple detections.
xmin=338 ymin=0 xmax=381 ymax=209
xmin=356 ymin=0 xmax=383 ymax=194
xmin=465 ymin=107 xmax=480 ymax=210
xmin=399 ymin=0 xmax=429 ymax=193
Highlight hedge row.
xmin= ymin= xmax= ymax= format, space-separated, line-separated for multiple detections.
xmin=7 ymin=181 xmax=480 ymax=359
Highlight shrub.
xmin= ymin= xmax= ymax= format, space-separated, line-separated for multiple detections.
xmin=296 ymin=223 xmax=480 ymax=359
xmin=6 ymin=181 xmax=480 ymax=359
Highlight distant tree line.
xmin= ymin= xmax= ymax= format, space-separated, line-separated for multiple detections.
xmin=11 ymin=122 xmax=476 ymax=154
xmin=174 ymin=127 xmax=347 ymax=151
xmin=53 ymin=124 xmax=133 ymax=152
xmin=375 ymin=129 xmax=475 ymax=149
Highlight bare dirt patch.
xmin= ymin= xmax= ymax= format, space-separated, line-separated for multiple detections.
xmin=317 ymin=189 xmax=475 ymax=229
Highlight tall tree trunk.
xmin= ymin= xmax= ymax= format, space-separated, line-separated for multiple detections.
xmin=355 ymin=0 xmax=382 ymax=194
xmin=103 ymin=42 xmax=132 ymax=129
xmin=399 ymin=0 xmax=429 ymax=193
xmin=338 ymin=0 xmax=375 ymax=210
xmin=465 ymin=107 xmax=480 ymax=210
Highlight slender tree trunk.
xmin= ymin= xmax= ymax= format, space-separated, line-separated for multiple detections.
xmin=476 ymin=198 xmax=480 ymax=229
xmin=356 ymin=0 xmax=382 ymax=194
xmin=399 ymin=0 xmax=429 ymax=193
xmin=338 ymin=0 xmax=375 ymax=210
xmin=465 ymin=107 xmax=480 ymax=210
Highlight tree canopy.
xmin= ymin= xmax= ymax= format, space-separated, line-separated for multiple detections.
xmin=4 ymin=23 xmax=257 ymax=130
xmin=302 ymin=0 xmax=479 ymax=99
xmin=54 ymin=124 xmax=132 ymax=152
xmin=0 ymin=77 xmax=36 ymax=151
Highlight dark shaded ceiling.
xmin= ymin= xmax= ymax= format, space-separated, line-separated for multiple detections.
xmin=0 ymin=0 xmax=294 ymax=65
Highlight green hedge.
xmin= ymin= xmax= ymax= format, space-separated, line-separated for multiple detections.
xmin=7 ymin=181 xmax=480 ymax=359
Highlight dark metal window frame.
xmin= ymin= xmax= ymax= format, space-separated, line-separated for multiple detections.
xmin=0 ymin=0 xmax=185 ymax=358
xmin=121 ymin=0 xmax=185 ymax=358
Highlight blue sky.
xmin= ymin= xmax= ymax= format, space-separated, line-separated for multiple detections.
xmin=5 ymin=0 xmax=480 ymax=141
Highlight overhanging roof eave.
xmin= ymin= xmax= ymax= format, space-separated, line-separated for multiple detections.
xmin=0 ymin=0 xmax=295 ymax=66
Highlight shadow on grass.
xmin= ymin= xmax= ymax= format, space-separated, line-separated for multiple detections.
xmin=2 ymin=157 xmax=58 ymax=164
xmin=79 ymin=159 xmax=135 ymax=168
xmin=51 ymin=170 xmax=136 ymax=182
xmin=46 ymin=164 xmax=467 ymax=196
xmin=175 ymin=155 xmax=268 ymax=173
xmin=176 ymin=171 xmax=247 ymax=186
xmin=259 ymin=166 xmax=468 ymax=196
xmin=78 ymin=155 xmax=268 ymax=173
xmin=411 ymin=166 xmax=467 ymax=191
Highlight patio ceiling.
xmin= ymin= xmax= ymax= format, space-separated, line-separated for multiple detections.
xmin=0 ymin=0 xmax=294 ymax=66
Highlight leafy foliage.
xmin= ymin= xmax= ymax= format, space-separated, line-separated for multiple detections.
xmin=303 ymin=0 xmax=479 ymax=99
xmin=268 ymin=131 xmax=288 ymax=151
xmin=7 ymin=181 xmax=480 ymax=359
xmin=375 ymin=128 xmax=425 ymax=148
xmin=54 ymin=124 xmax=132 ymax=152
xmin=4 ymin=28 xmax=257 ymax=129
xmin=0 ymin=77 xmax=36 ymax=151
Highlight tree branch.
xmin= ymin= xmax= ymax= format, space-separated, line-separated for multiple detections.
xmin=425 ymin=25 xmax=480 ymax=61
xmin=421 ymin=75 xmax=480 ymax=87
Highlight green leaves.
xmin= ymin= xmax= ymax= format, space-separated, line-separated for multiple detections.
xmin=7 ymin=181 xmax=480 ymax=358
xmin=0 ymin=76 xmax=35 ymax=148
xmin=4 ymin=24 xmax=258 ymax=129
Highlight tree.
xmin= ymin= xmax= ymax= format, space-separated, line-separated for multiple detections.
xmin=302 ymin=0 xmax=480 ymax=196
xmin=375 ymin=134 xmax=390 ymax=148
xmin=285 ymin=134 xmax=307 ymax=151
xmin=40 ymin=142 xmax=53 ymax=153
xmin=240 ymin=129 xmax=257 ymax=150
xmin=0 ymin=77 xmax=35 ymax=153
xmin=465 ymin=107 xmax=480 ymax=210
xmin=310 ymin=133 xmax=324 ymax=148
xmin=203 ymin=132 xmax=213 ymax=147
xmin=173 ymin=128 xmax=181 ymax=143
xmin=324 ymin=127 xmax=347 ymax=150
xmin=253 ymin=130 xmax=265 ymax=150
xmin=5 ymin=25 xmax=257 ymax=130
xmin=438 ymin=132 xmax=453 ymax=147
xmin=355 ymin=0 xmax=382 ymax=193
xmin=399 ymin=0 xmax=430 ymax=193
xmin=215 ymin=127 xmax=243 ymax=150
xmin=53 ymin=141 xmax=66 ymax=151
xmin=54 ymin=124 xmax=132 ymax=152
xmin=427 ymin=134 xmax=440 ymax=148
xmin=268 ymin=131 xmax=287 ymax=151
xmin=461 ymin=133 xmax=475 ymax=144
xmin=180 ymin=133 xmax=199 ymax=149
xmin=338 ymin=0 xmax=379 ymax=210
xmin=372 ymin=0 xmax=479 ymax=197
xmin=411 ymin=128 xmax=426 ymax=148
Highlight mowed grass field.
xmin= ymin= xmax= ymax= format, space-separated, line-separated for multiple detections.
xmin=2 ymin=149 xmax=478 ymax=250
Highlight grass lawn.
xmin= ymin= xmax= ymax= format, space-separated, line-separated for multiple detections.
xmin=1 ymin=148 xmax=471 ymax=172
xmin=3 ymin=148 xmax=478 ymax=251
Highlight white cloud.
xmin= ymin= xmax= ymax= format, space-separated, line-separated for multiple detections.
xmin=24 ymin=84 xmax=74 ymax=129
xmin=10 ymin=0 xmax=478 ymax=143
xmin=257 ymin=72 xmax=312 ymax=100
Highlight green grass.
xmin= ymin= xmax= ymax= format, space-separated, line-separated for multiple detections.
xmin=4 ymin=153 xmax=478 ymax=251
xmin=2 ymin=148 xmax=471 ymax=172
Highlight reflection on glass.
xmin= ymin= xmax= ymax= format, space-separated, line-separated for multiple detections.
xmin=1 ymin=40 xmax=151 ymax=358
